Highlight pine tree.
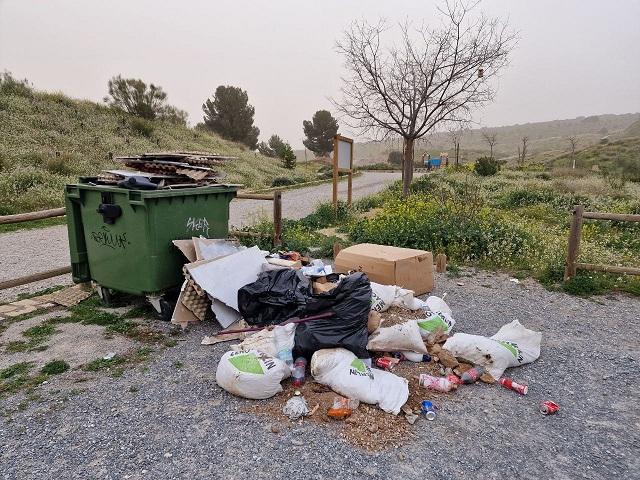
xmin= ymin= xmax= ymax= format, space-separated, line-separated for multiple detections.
xmin=302 ymin=110 xmax=339 ymax=157
xmin=202 ymin=85 xmax=260 ymax=149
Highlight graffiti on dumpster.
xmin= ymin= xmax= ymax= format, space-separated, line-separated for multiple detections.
xmin=90 ymin=226 xmax=130 ymax=249
xmin=186 ymin=216 xmax=210 ymax=236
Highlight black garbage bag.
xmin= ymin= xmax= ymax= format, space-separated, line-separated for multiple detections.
xmin=294 ymin=272 xmax=372 ymax=359
xmin=238 ymin=269 xmax=311 ymax=326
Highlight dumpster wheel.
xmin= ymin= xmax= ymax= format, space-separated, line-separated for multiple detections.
xmin=96 ymin=285 xmax=114 ymax=307
xmin=146 ymin=294 xmax=177 ymax=322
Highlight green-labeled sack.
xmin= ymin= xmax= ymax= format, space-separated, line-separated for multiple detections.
xmin=216 ymin=350 xmax=290 ymax=399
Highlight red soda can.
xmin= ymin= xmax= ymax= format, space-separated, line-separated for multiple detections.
xmin=446 ymin=374 xmax=462 ymax=385
xmin=499 ymin=377 xmax=528 ymax=395
xmin=539 ymin=401 xmax=560 ymax=415
xmin=375 ymin=357 xmax=396 ymax=370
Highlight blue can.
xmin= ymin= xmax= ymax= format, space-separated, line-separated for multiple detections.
xmin=421 ymin=400 xmax=436 ymax=420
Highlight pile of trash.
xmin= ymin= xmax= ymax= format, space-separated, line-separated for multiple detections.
xmin=93 ymin=151 xmax=237 ymax=188
xmin=169 ymin=239 xmax=545 ymax=449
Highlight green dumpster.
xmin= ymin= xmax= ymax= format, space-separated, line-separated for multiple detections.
xmin=65 ymin=180 xmax=238 ymax=300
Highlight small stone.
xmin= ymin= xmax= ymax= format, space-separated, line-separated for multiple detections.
xmin=291 ymin=438 xmax=304 ymax=446
xmin=163 ymin=452 xmax=172 ymax=458
xmin=457 ymin=282 xmax=465 ymax=286
xmin=270 ymin=424 xmax=281 ymax=434
xmin=405 ymin=413 xmax=419 ymax=425
xmin=367 ymin=423 xmax=379 ymax=433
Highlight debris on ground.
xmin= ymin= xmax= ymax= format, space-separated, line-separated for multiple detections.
xmin=162 ymin=240 xmax=543 ymax=449
xmin=282 ymin=394 xmax=309 ymax=420
xmin=442 ymin=319 xmax=542 ymax=379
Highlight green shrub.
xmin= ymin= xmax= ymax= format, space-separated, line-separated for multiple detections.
xmin=474 ymin=156 xmax=500 ymax=176
xmin=271 ymin=177 xmax=295 ymax=187
xmin=360 ymin=163 xmax=396 ymax=170
xmin=561 ymin=272 xmax=613 ymax=296
xmin=41 ymin=360 xmax=70 ymax=375
xmin=297 ymin=201 xmax=353 ymax=229
xmin=130 ymin=117 xmax=154 ymax=137
xmin=347 ymin=195 xmax=534 ymax=267
xmin=45 ymin=154 xmax=74 ymax=175
xmin=0 ymin=72 xmax=32 ymax=97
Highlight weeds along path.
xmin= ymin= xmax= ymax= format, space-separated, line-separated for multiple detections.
xmin=0 ymin=172 xmax=410 ymax=301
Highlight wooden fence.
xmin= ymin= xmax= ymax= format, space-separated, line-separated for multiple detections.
xmin=0 ymin=191 xmax=283 ymax=291
xmin=564 ymin=204 xmax=640 ymax=280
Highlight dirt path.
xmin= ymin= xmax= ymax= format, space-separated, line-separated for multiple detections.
xmin=0 ymin=172 xmax=407 ymax=302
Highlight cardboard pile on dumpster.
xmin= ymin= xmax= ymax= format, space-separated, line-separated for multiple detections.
xmin=170 ymin=241 xmax=544 ymax=450
xmin=93 ymin=151 xmax=237 ymax=188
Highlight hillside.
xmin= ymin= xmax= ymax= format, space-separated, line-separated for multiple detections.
xmin=0 ymin=87 xmax=317 ymax=215
xmin=621 ymin=119 xmax=640 ymax=138
xmin=324 ymin=113 xmax=640 ymax=165
xmin=549 ymin=137 xmax=640 ymax=180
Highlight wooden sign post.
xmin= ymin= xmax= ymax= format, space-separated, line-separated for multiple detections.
xmin=333 ymin=135 xmax=354 ymax=209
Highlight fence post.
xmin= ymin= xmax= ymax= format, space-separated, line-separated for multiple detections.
xmin=273 ymin=190 xmax=282 ymax=247
xmin=564 ymin=204 xmax=584 ymax=280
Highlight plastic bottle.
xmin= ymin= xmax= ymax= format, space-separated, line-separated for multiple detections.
xmin=418 ymin=374 xmax=457 ymax=392
xmin=292 ymin=357 xmax=307 ymax=387
xmin=395 ymin=351 xmax=432 ymax=362
xmin=461 ymin=366 xmax=485 ymax=384
xmin=273 ymin=325 xmax=294 ymax=368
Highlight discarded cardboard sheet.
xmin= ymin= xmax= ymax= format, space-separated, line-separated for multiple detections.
xmin=173 ymin=240 xmax=197 ymax=263
xmin=211 ymin=299 xmax=242 ymax=328
xmin=187 ymin=246 xmax=267 ymax=312
xmin=335 ymin=243 xmax=434 ymax=295
xmin=193 ymin=237 xmax=244 ymax=261
xmin=171 ymin=281 xmax=201 ymax=327
xmin=313 ymin=281 xmax=337 ymax=294
xmin=266 ymin=257 xmax=302 ymax=269
xmin=39 ymin=284 xmax=92 ymax=307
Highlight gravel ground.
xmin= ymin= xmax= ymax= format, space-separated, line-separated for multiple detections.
xmin=1 ymin=270 xmax=638 ymax=480
xmin=0 ymin=172 xmax=406 ymax=302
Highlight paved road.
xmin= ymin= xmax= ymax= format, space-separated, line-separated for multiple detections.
xmin=0 ymin=172 xmax=406 ymax=301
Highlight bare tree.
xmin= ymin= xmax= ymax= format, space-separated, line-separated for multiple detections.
xmin=448 ymin=128 xmax=464 ymax=166
xmin=567 ymin=135 xmax=578 ymax=169
xmin=334 ymin=1 xmax=517 ymax=195
xmin=517 ymin=136 xmax=529 ymax=165
xmin=481 ymin=130 xmax=498 ymax=158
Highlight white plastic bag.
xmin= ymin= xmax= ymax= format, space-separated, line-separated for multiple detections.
xmin=231 ymin=323 xmax=296 ymax=360
xmin=215 ymin=350 xmax=290 ymax=399
xmin=232 ymin=329 xmax=277 ymax=357
xmin=442 ymin=320 xmax=541 ymax=379
xmin=417 ymin=296 xmax=456 ymax=336
xmin=367 ymin=320 xmax=429 ymax=354
xmin=273 ymin=323 xmax=296 ymax=367
xmin=311 ymin=348 xmax=408 ymax=415
xmin=370 ymin=282 xmax=427 ymax=312
xmin=417 ymin=311 xmax=455 ymax=336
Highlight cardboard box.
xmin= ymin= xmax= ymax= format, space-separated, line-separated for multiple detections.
xmin=335 ymin=243 xmax=434 ymax=294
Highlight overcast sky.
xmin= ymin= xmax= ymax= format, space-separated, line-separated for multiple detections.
xmin=1 ymin=0 xmax=639 ymax=148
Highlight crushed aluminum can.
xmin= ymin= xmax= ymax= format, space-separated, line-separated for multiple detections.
xmin=375 ymin=357 xmax=397 ymax=371
xmin=539 ymin=401 xmax=560 ymax=415
xmin=499 ymin=377 xmax=528 ymax=395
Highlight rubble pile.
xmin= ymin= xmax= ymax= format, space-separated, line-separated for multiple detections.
xmin=94 ymin=151 xmax=238 ymax=188
xmin=167 ymin=240 xmax=545 ymax=450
